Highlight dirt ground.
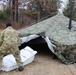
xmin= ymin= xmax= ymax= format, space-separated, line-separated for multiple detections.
xmin=0 ymin=49 xmax=76 ymax=75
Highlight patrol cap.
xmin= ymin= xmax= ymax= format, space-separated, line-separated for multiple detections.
xmin=6 ymin=23 xmax=12 ymax=28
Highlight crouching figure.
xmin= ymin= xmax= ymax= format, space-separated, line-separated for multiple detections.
xmin=0 ymin=23 xmax=24 ymax=71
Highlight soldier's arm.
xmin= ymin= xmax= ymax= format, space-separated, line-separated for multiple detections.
xmin=0 ymin=30 xmax=5 ymax=46
xmin=0 ymin=31 xmax=11 ymax=51
xmin=0 ymin=43 xmax=11 ymax=51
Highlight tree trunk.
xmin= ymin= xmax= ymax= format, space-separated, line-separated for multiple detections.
xmin=16 ymin=0 xmax=18 ymax=22
xmin=12 ymin=0 xmax=15 ymax=21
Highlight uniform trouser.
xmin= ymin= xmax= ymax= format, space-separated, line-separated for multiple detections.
xmin=0 ymin=48 xmax=23 ymax=68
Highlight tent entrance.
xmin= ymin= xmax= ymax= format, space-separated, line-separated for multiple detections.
xmin=19 ymin=36 xmax=55 ymax=55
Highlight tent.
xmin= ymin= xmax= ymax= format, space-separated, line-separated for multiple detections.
xmin=18 ymin=13 xmax=76 ymax=64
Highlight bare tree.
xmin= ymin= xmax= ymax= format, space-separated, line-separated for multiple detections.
xmin=12 ymin=0 xmax=15 ymax=21
xmin=15 ymin=0 xmax=18 ymax=22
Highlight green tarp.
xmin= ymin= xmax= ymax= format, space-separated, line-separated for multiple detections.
xmin=18 ymin=13 xmax=76 ymax=64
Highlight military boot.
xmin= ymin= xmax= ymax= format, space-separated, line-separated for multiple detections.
xmin=18 ymin=66 xmax=24 ymax=71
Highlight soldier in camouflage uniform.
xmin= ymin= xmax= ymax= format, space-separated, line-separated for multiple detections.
xmin=0 ymin=23 xmax=24 ymax=71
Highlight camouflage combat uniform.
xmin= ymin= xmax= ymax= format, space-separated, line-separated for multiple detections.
xmin=0 ymin=26 xmax=22 ymax=68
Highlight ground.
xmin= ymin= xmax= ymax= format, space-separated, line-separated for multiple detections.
xmin=0 ymin=49 xmax=76 ymax=75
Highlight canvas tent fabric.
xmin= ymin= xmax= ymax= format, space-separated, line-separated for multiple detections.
xmin=18 ymin=13 xmax=76 ymax=64
xmin=20 ymin=35 xmax=55 ymax=53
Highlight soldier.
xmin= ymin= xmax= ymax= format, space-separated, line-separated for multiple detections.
xmin=0 ymin=23 xmax=24 ymax=71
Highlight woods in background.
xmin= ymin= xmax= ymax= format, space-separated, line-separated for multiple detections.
xmin=0 ymin=0 xmax=57 ymax=25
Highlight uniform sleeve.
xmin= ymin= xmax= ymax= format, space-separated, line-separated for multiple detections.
xmin=0 ymin=29 xmax=20 ymax=51
xmin=0 ymin=30 xmax=5 ymax=46
xmin=0 ymin=30 xmax=10 ymax=50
